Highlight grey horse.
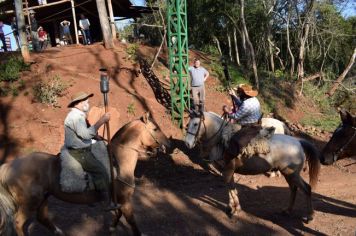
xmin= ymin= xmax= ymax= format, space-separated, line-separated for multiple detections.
xmin=185 ymin=111 xmax=320 ymax=222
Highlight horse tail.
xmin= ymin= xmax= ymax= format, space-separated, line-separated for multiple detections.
xmin=0 ymin=164 xmax=16 ymax=236
xmin=299 ymin=140 xmax=321 ymax=189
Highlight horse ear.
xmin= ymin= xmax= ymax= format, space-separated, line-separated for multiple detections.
xmin=141 ymin=112 xmax=150 ymax=124
xmin=340 ymin=109 xmax=351 ymax=125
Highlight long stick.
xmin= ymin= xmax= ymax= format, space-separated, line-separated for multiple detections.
xmin=104 ymin=94 xmax=118 ymax=208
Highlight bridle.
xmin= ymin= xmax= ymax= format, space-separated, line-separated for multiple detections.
xmin=333 ymin=125 xmax=356 ymax=162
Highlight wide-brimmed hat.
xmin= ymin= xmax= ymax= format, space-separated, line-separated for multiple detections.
xmin=234 ymin=84 xmax=258 ymax=97
xmin=29 ymin=9 xmax=36 ymax=15
xmin=68 ymin=92 xmax=93 ymax=107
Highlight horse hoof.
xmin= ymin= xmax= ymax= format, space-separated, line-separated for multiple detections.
xmin=302 ymin=215 xmax=314 ymax=224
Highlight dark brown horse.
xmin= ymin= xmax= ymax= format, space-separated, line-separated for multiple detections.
xmin=0 ymin=112 xmax=170 ymax=236
xmin=321 ymin=109 xmax=356 ymax=165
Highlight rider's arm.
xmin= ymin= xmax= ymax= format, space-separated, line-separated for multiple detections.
xmin=229 ymin=102 xmax=250 ymax=121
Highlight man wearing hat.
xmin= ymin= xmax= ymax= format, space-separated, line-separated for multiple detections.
xmin=222 ymin=84 xmax=262 ymax=164
xmin=64 ymin=91 xmax=118 ymax=211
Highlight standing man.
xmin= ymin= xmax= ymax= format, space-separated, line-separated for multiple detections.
xmin=0 ymin=21 xmax=7 ymax=52
xmin=79 ymin=14 xmax=91 ymax=45
xmin=29 ymin=10 xmax=39 ymax=52
xmin=188 ymin=58 xmax=209 ymax=112
xmin=60 ymin=20 xmax=73 ymax=44
xmin=11 ymin=17 xmax=20 ymax=50
xmin=64 ymin=91 xmax=119 ymax=211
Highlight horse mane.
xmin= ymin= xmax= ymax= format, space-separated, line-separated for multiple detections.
xmin=111 ymin=119 xmax=141 ymax=141
xmin=0 ymin=164 xmax=16 ymax=236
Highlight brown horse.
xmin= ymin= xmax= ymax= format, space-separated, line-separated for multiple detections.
xmin=321 ymin=109 xmax=356 ymax=165
xmin=0 ymin=112 xmax=170 ymax=236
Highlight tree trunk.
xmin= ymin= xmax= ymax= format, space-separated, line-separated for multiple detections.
xmin=297 ymin=0 xmax=314 ymax=82
xmin=212 ymin=35 xmax=222 ymax=56
xmin=268 ymin=33 xmax=275 ymax=72
xmin=240 ymin=0 xmax=259 ymax=88
xmin=228 ymin=33 xmax=232 ymax=62
xmin=286 ymin=2 xmax=294 ymax=78
xmin=96 ymin=0 xmax=113 ymax=49
xmin=14 ymin=0 xmax=30 ymax=62
xmin=233 ymin=27 xmax=241 ymax=66
xmin=327 ymin=48 xmax=356 ymax=96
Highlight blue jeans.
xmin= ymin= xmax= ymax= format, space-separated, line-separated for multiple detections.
xmin=82 ymin=29 xmax=92 ymax=45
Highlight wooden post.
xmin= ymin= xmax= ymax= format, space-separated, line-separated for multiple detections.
xmin=71 ymin=0 xmax=79 ymax=44
xmin=24 ymin=0 xmax=31 ymax=32
xmin=96 ymin=0 xmax=113 ymax=48
xmin=107 ymin=0 xmax=116 ymax=39
xmin=14 ymin=0 xmax=30 ymax=61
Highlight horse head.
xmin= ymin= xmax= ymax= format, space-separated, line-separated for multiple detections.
xmin=139 ymin=112 xmax=171 ymax=155
xmin=321 ymin=109 xmax=356 ymax=165
xmin=185 ymin=110 xmax=205 ymax=149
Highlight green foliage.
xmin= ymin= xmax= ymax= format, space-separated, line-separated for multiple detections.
xmin=0 ymin=57 xmax=30 ymax=82
xmin=210 ymin=60 xmax=248 ymax=88
xmin=32 ymin=75 xmax=69 ymax=106
xmin=127 ymin=102 xmax=136 ymax=116
xmin=126 ymin=43 xmax=139 ymax=61
xmin=300 ymin=114 xmax=339 ymax=132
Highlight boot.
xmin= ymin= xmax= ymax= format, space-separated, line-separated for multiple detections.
xmin=99 ymin=191 xmax=121 ymax=212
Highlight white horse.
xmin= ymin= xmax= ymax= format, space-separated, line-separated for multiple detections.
xmin=184 ymin=111 xmax=320 ymax=222
xmin=185 ymin=111 xmax=289 ymax=163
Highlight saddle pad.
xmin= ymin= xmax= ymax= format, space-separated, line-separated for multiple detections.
xmin=59 ymin=141 xmax=112 ymax=193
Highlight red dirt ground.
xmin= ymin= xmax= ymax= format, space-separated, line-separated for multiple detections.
xmin=1 ymin=42 xmax=355 ymax=236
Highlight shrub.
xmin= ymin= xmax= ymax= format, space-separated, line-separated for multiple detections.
xmin=0 ymin=57 xmax=30 ymax=82
xmin=127 ymin=102 xmax=136 ymax=116
xmin=126 ymin=43 xmax=139 ymax=61
xmin=33 ymin=75 xmax=69 ymax=106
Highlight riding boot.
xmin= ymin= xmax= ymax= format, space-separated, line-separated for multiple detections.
xmin=99 ymin=191 xmax=120 ymax=211
xmin=199 ymin=103 xmax=205 ymax=114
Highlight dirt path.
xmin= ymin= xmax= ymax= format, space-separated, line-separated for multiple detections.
xmin=29 ymin=154 xmax=356 ymax=236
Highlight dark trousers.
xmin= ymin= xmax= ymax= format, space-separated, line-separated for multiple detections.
xmin=63 ymin=32 xmax=73 ymax=44
xmin=82 ymin=29 xmax=92 ymax=45
xmin=0 ymin=33 xmax=7 ymax=52
xmin=68 ymin=147 xmax=109 ymax=191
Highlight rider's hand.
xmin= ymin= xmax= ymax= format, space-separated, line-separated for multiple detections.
xmin=102 ymin=112 xmax=111 ymax=123
xmin=228 ymin=88 xmax=235 ymax=96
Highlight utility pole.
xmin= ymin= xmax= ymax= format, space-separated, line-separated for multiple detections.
xmin=14 ymin=0 xmax=30 ymax=62
xmin=96 ymin=0 xmax=113 ymax=48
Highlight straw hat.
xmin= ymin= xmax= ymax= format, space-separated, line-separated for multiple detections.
xmin=234 ymin=84 xmax=258 ymax=97
xmin=68 ymin=91 xmax=93 ymax=107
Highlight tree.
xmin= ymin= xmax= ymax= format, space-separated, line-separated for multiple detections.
xmin=96 ymin=0 xmax=113 ymax=49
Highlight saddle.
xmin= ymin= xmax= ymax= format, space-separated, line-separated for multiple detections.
xmin=59 ymin=141 xmax=112 ymax=193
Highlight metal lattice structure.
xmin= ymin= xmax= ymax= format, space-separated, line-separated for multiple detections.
xmin=167 ymin=0 xmax=189 ymax=128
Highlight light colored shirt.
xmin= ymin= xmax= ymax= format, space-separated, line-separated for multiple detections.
xmin=229 ymin=97 xmax=261 ymax=125
xmin=64 ymin=108 xmax=97 ymax=149
xmin=189 ymin=66 xmax=208 ymax=87
xmin=79 ymin=19 xmax=90 ymax=30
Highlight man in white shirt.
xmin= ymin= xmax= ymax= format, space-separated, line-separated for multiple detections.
xmin=79 ymin=14 xmax=91 ymax=45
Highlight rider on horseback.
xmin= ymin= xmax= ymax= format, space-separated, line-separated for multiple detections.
xmin=222 ymin=84 xmax=262 ymax=165
xmin=64 ymin=91 xmax=119 ymax=211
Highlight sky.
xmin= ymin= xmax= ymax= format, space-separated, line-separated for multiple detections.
xmin=2 ymin=0 xmax=355 ymax=51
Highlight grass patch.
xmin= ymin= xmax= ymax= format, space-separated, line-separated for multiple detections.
xmin=126 ymin=43 xmax=139 ymax=61
xmin=0 ymin=57 xmax=30 ymax=82
xmin=127 ymin=102 xmax=136 ymax=116
xmin=33 ymin=75 xmax=69 ymax=106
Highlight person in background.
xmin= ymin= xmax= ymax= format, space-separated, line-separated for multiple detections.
xmin=29 ymin=10 xmax=39 ymax=52
xmin=79 ymin=14 xmax=91 ymax=45
xmin=37 ymin=26 xmax=47 ymax=51
xmin=60 ymin=20 xmax=73 ymax=44
xmin=0 ymin=21 xmax=7 ymax=52
xmin=188 ymin=58 xmax=209 ymax=113
xmin=11 ymin=17 xmax=20 ymax=50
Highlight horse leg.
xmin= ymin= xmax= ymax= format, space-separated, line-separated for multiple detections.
xmin=282 ymin=175 xmax=298 ymax=215
xmin=14 ymin=207 xmax=31 ymax=236
xmin=37 ymin=197 xmax=64 ymax=236
xmin=295 ymin=176 xmax=314 ymax=223
xmin=121 ymin=201 xmax=140 ymax=236
xmin=109 ymin=209 xmax=122 ymax=233
xmin=223 ymin=159 xmax=241 ymax=218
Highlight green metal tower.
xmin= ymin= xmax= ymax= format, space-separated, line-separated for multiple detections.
xmin=167 ymin=0 xmax=190 ymax=128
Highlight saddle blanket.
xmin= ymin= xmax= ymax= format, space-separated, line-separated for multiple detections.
xmin=59 ymin=141 xmax=112 ymax=193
